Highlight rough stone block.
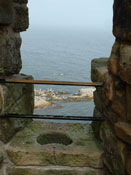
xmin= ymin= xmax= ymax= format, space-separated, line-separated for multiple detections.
xmin=6 ymin=167 xmax=103 ymax=175
xmin=0 ymin=0 xmax=14 ymax=25
xmin=108 ymin=41 xmax=120 ymax=76
xmin=91 ymin=58 xmax=115 ymax=106
xmin=111 ymin=79 xmax=126 ymax=119
xmin=0 ymin=152 xmax=3 ymax=164
xmin=119 ymin=44 xmax=131 ymax=84
xmin=91 ymin=108 xmax=104 ymax=140
xmin=6 ymin=121 xmax=103 ymax=169
xmin=14 ymin=6 xmax=29 ymax=32
xmin=115 ymin=122 xmax=131 ymax=144
xmin=13 ymin=0 xmax=28 ymax=4
xmin=91 ymin=58 xmax=108 ymax=82
xmin=93 ymin=90 xmax=104 ymax=113
xmin=126 ymin=85 xmax=131 ymax=122
xmin=100 ymin=122 xmax=126 ymax=175
xmin=126 ymin=152 xmax=131 ymax=175
xmin=113 ymin=0 xmax=131 ymax=41
xmin=0 ymin=74 xmax=34 ymax=143
xmin=0 ymin=30 xmax=22 ymax=76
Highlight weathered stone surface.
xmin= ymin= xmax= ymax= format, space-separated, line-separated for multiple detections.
xmin=0 ymin=30 xmax=22 ymax=76
xmin=0 ymin=91 xmax=3 ymax=113
xmin=113 ymin=0 xmax=131 ymax=41
xmin=93 ymin=90 xmax=104 ymax=113
xmin=6 ymin=167 xmax=103 ymax=175
xmin=0 ymin=152 xmax=3 ymax=164
xmin=102 ymin=73 xmax=115 ymax=106
xmin=0 ymin=0 xmax=14 ymax=25
xmin=14 ymin=6 xmax=29 ymax=32
xmin=0 ymin=74 xmax=34 ymax=143
xmin=111 ymin=79 xmax=126 ymax=119
xmin=126 ymin=152 xmax=131 ymax=175
xmin=14 ymin=0 xmax=28 ymax=4
xmin=92 ymin=58 xmax=118 ymax=109
xmin=100 ymin=122 xmax=126 ymax=175
xmin=6 ymin=121 xmax=103 ymax=168
xmin=115 ymin=122 xmax=131 ymax=144
xmin=91 ymin=108 xmax=104 ymax=140
xmin=126 ymin=85 xmax=131 ymax=122
xmin=91 ymin=58 xmax=108 ymax=82
xmin=108 ymin=41 xmax=120 ymax=76
xmin=119 ymin=44 xmax=131 ymax=84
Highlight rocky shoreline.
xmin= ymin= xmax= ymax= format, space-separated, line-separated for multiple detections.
xmin=34 ymin=88 xmax=95 ymax=109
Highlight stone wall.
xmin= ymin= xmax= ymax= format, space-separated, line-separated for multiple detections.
xmin=0 ymin=0 xmax=131 ymax=175
xmin=91 ymin=1 xmax=131 ymax=175
xmin=0 ymin=0 xmax=34 ymax=174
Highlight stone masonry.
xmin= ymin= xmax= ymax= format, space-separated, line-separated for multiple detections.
xmin=91 ymin=1 xmax=131 ymax=175
xmin=0 ymin=0 xmax=131 ymax=175
xmin=0 ymin=0 xmax=34 ymax=175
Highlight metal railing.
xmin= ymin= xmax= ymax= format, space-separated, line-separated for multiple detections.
xmin=0 ymin=79 xmax=105 ymax=122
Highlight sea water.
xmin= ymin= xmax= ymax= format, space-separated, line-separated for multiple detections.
xmin=21 ymin=28 xmax=114 ymax=117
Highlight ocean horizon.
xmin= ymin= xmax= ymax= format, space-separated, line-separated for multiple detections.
xmin=21 ymin=28 xmax=114 ymax=117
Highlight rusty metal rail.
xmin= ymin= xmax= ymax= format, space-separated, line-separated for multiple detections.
xmin=0 ymin=79 xmax=104 ymax=121
xmin=0 ymin=114 xmax=105 ymax=121
xmin=0 ymin=79 xmax=104 ymax=87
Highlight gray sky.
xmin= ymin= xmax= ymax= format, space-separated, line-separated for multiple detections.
xmin=28 ymin=0 xmax=113 ymax=30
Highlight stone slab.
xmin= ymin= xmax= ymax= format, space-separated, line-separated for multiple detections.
xmin=6 ymin=166 xmax=103 ymax=175
xmin=115 ymin=122 xmax=131 ymax=144
xmin=14 ymin=6 xmax=29 ymax=32
xmin=126 ymin=152 xmax=131 ymax=175
xmin=6 ymin=121 xmax=103 ymax=169
xmin=113 ymin=0 xmax=131 ymax=41
xmin=0 ymin=74 xmax=34 ymax=143
xmin=0 ymin=0 xmax=14 ymax=25
xmin=100 ymin=122 xmax=126 ymax=175
xmin=91 ymin=58 xmax=108 ymax=82
xmin=14 ymin=0 xmax=28 ymax=4
xmin=0 ymin=31 xmax=22 ymax=76
xmin=126 ymin=85 xmax=131 ymax=122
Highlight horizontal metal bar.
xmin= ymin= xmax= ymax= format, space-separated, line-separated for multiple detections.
xmin=0 ymin=114 xmax=105 ymax=121
xmin=0 ymin=79 xmax=104 ymax=87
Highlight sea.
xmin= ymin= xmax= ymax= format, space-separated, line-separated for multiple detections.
xmin=21 ymin=28 xmax=114 ymax=120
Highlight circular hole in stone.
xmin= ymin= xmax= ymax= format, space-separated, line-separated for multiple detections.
xmin=37 ymin=132 xmax=72 ymax=145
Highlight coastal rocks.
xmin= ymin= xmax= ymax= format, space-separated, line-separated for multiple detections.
xmin=35 ymin=96 xmax=52 ymax=109
xmin=34 ymin=88 xmax=95 ymax=109
xmin=6 ymin=121 xmax=104 ymax=169
xmin=0 ymin=74 xmax=34 ymax=143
